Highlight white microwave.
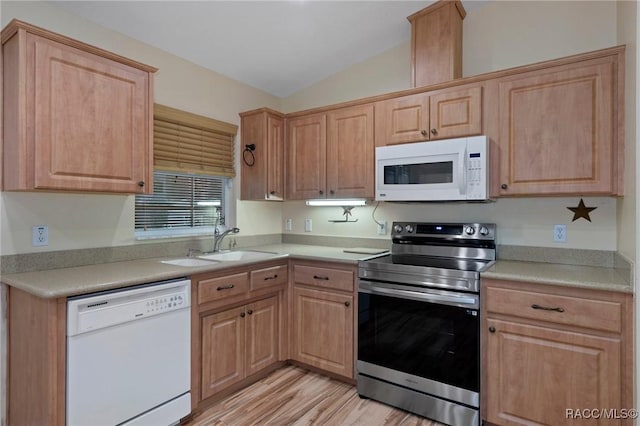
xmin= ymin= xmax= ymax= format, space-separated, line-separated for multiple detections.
xmin=375 ymin=135 xmax=489 ymax=202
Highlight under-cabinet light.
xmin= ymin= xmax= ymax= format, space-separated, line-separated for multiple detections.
xmin=305 ymin=199 xmax=367 ymax=207
xmin=196 ymin=200 xmax=221 ymax=206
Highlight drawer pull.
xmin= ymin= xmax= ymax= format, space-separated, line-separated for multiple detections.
xmin=313 ymin=275 xmax=330 ymax=281
xmin=531 ymin=304 xmax=564 ymax=313
xmin=217 ymin=284 xmax=235 ymax=291
xmin=489 ymin=326 xmax=496 ymax=333
xmin=240 ymin=311 xmax=246 ymax=318
xmin=263 ymin=274 xmax=278 ymax=281
xmin=247 ymin=309 xmax=253 ymax=315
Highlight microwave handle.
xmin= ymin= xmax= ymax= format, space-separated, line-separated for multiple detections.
xmin=458 ymin=149 xmax=466 ymax=195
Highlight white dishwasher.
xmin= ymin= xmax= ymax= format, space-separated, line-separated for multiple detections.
xmin=66 ymin=278 xmax=191 ymax=426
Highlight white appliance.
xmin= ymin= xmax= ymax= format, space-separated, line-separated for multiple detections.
xmin=66 ymin=278 xmax=191 ymax=426
xmin=375 ymin=135 xmax=489 ymax=201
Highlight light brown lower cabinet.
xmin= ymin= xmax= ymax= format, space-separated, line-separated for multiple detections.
xmin=201 ymin=295 xmax=279 ymax=400
xmin=482 ymin=278 xmax=633 ymax=426
xmin=290 ymin=262 xmax=356 ymax=379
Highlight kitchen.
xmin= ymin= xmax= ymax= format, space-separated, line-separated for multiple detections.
xmin=0 ymin=0 xmax=637 ymax=425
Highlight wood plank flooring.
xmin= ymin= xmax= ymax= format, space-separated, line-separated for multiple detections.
xmin=186 ymin=366 xmax=443 ymax=426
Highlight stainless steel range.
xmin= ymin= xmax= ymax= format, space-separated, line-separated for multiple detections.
xmin=357 ymin=221 xmax=496 ymax=426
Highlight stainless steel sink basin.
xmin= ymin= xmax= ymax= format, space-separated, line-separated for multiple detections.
xmin=160 ymin=258 xmax=218 ymax=267
xmin=198 ymin=250 xmax=278 ymax=262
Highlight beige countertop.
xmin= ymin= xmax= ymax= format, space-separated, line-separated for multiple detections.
xmin=1 ymin=244 xmax=632 ymax=298
xmin=482 ymin=260 xmax=632 ymax=293
xmin=0 ymin=244 xmax=386 ymax=299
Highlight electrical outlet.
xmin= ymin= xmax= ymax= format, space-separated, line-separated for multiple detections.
xmin=304 ymin=219 xmax=312 ymax=232
xmin=377 ymin=220 xmax=387 ymax=235
xmin=285 ymin=218 xmax=293 ymax=232
xmin=553 ymin=224 xmax=567 ymax=243
xmin=32 ymin=225 xmax=49 ymax=246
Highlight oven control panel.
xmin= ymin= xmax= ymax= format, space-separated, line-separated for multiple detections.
xmin=391 ymin=222 xmax=496 ymax=240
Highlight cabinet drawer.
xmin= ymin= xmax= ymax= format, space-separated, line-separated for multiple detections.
xmin=293 ymin=265 xmax=354 ymax=292
xmin=485 ymin=286 xmax=622 ymax=333
xmin=250 ymin=264 xmax=288 ymax=291
xmin=198 ymin=272 xmax=249 ymax=304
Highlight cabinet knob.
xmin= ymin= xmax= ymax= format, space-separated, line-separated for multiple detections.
xmin=330 ymin=190 xmax=335 ymax=195
xmin=319 ymin=190 xmax=324 ymax=195
xmin=344 ymin=301 xmax=350 ymax=307
xmin=247 ymin=309 xmax=253 ymax=315
xmin=489 ymin=326 xmax=496 ymax=333
xmin=420 ymin=129 xmax=427 ymax=136
xmin=430 ymin=128 xmax=437 ymax=135
xmin=270 ymin=191 xmax=276 ymax=195
xmin=137 ymin=181 xmax=145 ymax=187
xmin=240 ymin=312 xmax=246 ymax=318
xmin=501 ymin=184 xmax=508 ymax=190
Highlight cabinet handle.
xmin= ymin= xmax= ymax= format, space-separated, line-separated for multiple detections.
xmin=489 ymin=326 xmax=496 ymax=333
xmin=240 ymin=311 xmax=246 ymax=318
xmin=313 ymin=275 xmax=330 ymax=281
xmin=247 ymin=309 xmax=253 ymax=315
xmin=501 ymin=184 xmax=508 ymax=190
xmin=344 ymin=301 xmax=350 ymax=307
xmin=430 ymin=128 xmax=437 ymax=135
xmin=531 ymin=304 xmax=564 ymax=313
xmin=420 ymin=129 xmax=427 ymax=136
xmin=137 ymin=181 xmax=145 ymax=187
xmin=217 ymin=284 xmax=235 ymax=291
xmin=263 ymin=274 xmax=278 ymax=281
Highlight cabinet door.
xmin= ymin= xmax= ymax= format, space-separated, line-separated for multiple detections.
xmin=375 ymin=93 xmax=430 ymax=146
xmin=245 ymin=296 xmax=279 ymax=377
xmin=497 ymin=58 xmax=617 ymax=195
xmin=292 ymin=286 xmax=353 ymax=378
xmin=286 ymin=114 xmax=327 ymax=199
xmin=326 ymin=104 xmax=374 ymax=198
xmin=429 ymin=86 xmax=482 ymax=139
xmin=485 ymin=318 xmax=622 ymax=425
xmin=266 ymin=114 xmax=285 ymax=200
xmin=28 ymin=34 xmax=150 ymax=193
xmin=201 ymin=307 xmax=245 ymax=399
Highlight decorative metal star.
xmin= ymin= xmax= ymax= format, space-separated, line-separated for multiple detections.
xmin=567 ymin=198 xmax=597 ymax=222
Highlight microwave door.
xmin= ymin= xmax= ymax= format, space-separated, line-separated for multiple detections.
xmin=377 ymin=153 xmax=463 ymax=200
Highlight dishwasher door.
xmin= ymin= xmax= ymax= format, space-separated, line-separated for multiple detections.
xmin=66 ymin=278 xmax=191 ymax=426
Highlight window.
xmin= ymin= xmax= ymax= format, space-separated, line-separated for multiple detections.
xmin=135 ymin=171 xmax=228 ymax=239
xmin=135 ymin=104 xmax=238 ymax=239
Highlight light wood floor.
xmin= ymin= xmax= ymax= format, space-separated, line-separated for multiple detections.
xmin=186 ymin=366 xmax=443 ymax=426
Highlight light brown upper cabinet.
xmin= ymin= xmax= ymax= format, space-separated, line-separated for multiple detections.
xmin=240 ymin=108 xmax=285 ymax=200
xmin=287 ymin=104 xmax=374 ymax=200
xmin=2 ymin=20 xmax=156 ymax=194
xmin=408 ymin=0 xmax=465 ymax=88
xmin=492 ymin=47 xmax=624 ymax=196
xmin=375 ymin=84 xmax=482 ymax=147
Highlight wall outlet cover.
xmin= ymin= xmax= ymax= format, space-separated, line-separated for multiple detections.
xmin=304 ymin=219 xmax=312 ymax=232
xmin=377 ymin=220 xmax=387 ymax=235
xmin=553 ymin=224 xmax=567 ymax=243
xmin=32 ymin=225 xmax=49 ymax=246
xmin=285 ymin=218 xmax=293 ymax=232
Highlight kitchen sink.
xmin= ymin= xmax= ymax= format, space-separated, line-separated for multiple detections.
xmin=198 ymin=250 xmax=278 ymax=262
xmin=160 ymin=258 xmax=218 ymax=267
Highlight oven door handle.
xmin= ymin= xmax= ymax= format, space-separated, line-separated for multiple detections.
xmin=359 ymin=280 xmax=478 ymax=309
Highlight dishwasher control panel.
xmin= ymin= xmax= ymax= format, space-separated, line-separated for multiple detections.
xmin=67 ymin=278 xmax=191 ymax=336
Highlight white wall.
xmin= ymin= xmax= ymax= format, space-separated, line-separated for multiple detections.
xmin=0 ymin=0 xmax=629 ymax=255
xmin=280 ymin=0 xmax=622 ymax=251
xmin=0 ymin=1 xmax=284 ymax=255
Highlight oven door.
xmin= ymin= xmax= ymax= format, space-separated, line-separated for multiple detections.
xmin=357 ymin=279 xmax=479 ymax=407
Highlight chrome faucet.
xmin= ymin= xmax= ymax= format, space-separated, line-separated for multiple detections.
xmin=213 ymin=227 xmax=240 ymax=252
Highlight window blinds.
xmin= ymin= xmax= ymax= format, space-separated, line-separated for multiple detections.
xmin=135 ymin=171 xmax=225 ymax=231
xmin=153 ymin=104 xmax=238 ymax=177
